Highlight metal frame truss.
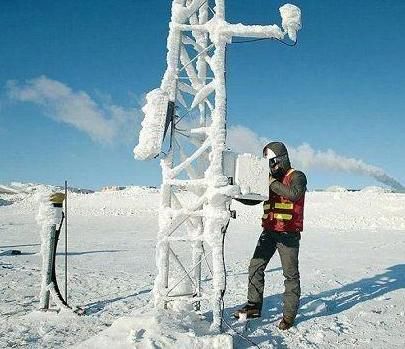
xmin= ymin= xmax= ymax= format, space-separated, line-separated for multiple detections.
xmin=153 ymin=0 xmax=299 ymax=331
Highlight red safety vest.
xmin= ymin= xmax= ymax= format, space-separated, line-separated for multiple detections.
xmin=261 ymin=169 xmax=305 ymax=233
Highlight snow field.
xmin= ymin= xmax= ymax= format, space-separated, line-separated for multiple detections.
xmin=1 ymin=186 xmax=405 ymax=348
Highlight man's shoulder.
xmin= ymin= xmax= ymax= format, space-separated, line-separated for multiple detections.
xmin=290 ymin=169 xmax=306 ymax=177
xmin=290 ymin=169 xmax=307 ymax=184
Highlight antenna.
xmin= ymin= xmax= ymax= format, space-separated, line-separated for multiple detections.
xmin=64 ymin=180 xmax=68 ymax=303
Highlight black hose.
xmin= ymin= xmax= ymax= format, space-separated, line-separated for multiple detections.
xmin=51 ymin=214 xmax=71 ymax=308
xmin=219 ymin=220 xmax=261 ymax=349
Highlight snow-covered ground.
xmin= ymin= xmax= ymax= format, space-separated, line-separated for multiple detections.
xmin=1 ymin=186 xmax=405 ymax=348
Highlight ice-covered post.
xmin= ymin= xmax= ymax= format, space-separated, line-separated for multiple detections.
xmin=196 ymin=0 xmax=301 ymax=331
xmin=154 ymin=0 xmax=186 ymax=310
xmin=37 ymin=192 xmax=65 ymax=310
xmin=202 ymin=0 xmax=230 ymax=331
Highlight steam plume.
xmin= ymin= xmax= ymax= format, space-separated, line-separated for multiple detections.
xmin=227 ymin=125 xmax=405 ymax=192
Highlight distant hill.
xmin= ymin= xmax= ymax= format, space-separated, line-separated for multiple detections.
xmin=0 ymin=182 xmax=94 ymax=195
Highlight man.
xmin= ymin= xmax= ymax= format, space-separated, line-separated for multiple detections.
xmin=234 ymin=141 xmax=307 ymax=330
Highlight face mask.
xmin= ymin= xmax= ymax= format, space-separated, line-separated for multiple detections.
xmin=269 ymin=160 xmax=284 ymax=179
xmin=265 ymin=153 xmax=287 ymax=179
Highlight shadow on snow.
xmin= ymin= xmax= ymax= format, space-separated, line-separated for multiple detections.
xmin=82 ymin=288 xmax=152 ymax=315
xmin=0 ymin=243 xmax=40 ymax=249
xmin=225 ymin=264 xmax=405 ymax=348
xmin=55 ymin=249 xmax=126 ymax=256
xmin=296 ymin=263 xmax=405 ymax=323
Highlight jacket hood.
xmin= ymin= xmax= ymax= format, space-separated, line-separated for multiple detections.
xmin=263 ymin=141 xmax=291 ymax=174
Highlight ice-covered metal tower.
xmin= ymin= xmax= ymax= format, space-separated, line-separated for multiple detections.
xmin=134 ymin=0 xmax=301 ymax=331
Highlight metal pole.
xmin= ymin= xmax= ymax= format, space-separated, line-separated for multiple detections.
xmin=64 ymin=180 xmax=68 ymax=303
xmin=154 ymin=0 xmax=186 ymax=310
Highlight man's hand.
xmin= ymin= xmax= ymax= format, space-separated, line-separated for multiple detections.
xmin=269 ymin=175 xmax=278 ymax=185
xmin=234 ymin=198 xmax=263 ymax=206
xmin=269 ymin=171 xmax=307 ymax=202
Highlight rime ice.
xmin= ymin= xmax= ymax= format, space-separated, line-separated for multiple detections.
xmin=36 ymin=190 xmax=62 ymax=309
xmin=132 ymin=0 xmax=302 ymax=333
xmin=133 ymin=89 xmax=170 ymax=160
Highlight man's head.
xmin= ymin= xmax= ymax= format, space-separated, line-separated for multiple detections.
xmin=263 ymin=141 xmax=291 ymax=179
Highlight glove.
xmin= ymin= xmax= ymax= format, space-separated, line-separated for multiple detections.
xmin=234 ymin=198 xmax=263 ymax=206
xmin=269 ymin=175 xmax=278 ymax=185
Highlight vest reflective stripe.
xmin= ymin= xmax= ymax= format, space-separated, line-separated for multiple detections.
xmin=274 ymin=202 xmax=293 ymax=210
xmin=285 ymin=168 xmax=295 ymax=177
xmin=273 ymin=213 xmax=293 ymax=220
xmin=262 ymin=168 xmax=305 ymax=233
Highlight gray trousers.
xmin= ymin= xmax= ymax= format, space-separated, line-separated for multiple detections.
xmin=247 ymin=230 xmax=301 ymax=320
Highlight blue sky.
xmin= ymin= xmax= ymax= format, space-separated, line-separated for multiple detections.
xmin=1 ymin=0 xmax=404 ymax=190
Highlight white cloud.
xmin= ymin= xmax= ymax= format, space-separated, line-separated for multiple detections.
xmin=7 ymin=76 xmax=139 ymax=143
xmin=226 ymin=125 xmax=268 ymax=155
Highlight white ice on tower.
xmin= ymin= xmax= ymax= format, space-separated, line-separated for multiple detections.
xmin=280 ymin=4 xmax=302 ymax=42
xmin=133 ymin=89 xmax=170 ymax=160
xmin=133 ymin=0 xmax=302 ymax=333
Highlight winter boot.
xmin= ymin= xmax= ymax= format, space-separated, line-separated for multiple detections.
xmin=278 ymin=316 xmax=294 ymax=330
xmin=234 ymin=302 xmax=261 ymax=319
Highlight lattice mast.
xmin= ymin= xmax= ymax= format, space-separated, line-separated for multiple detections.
xmin=134 ymin=0 xmax=301 ymax=331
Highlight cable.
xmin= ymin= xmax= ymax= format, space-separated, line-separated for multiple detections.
xmin=175 ymin=108 xmax=192 ymax=126
xmin=201 ymin=243 xmax=214 ymax=277
xmin=174 ymin=130 xmax=191 ymax=138
xmin=222 ymin=312 xmax=261 ymax=349
xmin=232 ymin=36 xmax=298 ymax=47
xmin=51 ymin=213 xmax=71 ymax=309
xmin=219 ymin=222 xmax=262 ymax=349
xmin=232 ymin=37 xmax=268 ymax=44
